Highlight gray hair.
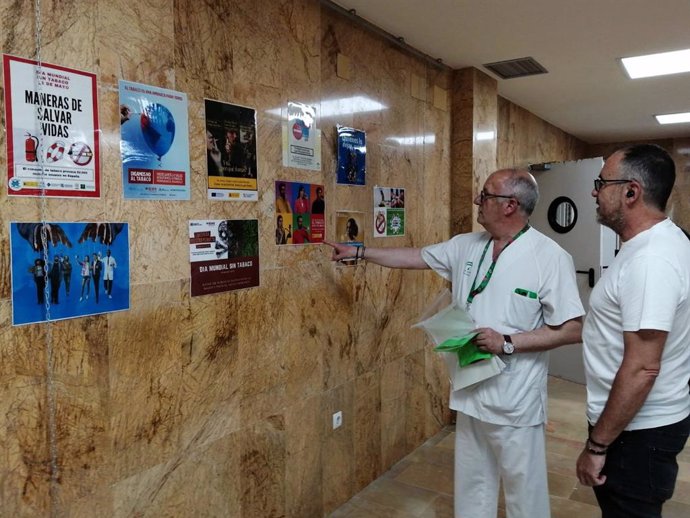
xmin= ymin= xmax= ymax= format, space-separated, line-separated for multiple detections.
xmin=504 ymin=169 xmax=539 ymax=216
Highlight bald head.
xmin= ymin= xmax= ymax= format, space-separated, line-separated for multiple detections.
xmin=490 ymin=169 xmax=539 ymax=216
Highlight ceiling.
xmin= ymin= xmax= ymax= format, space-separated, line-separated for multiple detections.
xmin=331 ymin=0 xmax=690 ymax=144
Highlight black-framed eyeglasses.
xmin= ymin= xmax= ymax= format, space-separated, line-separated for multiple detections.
xmin=593 ymin=177 xmax=631 ymax=191
xmin=478 ymin=190 xmax=516 ymax=204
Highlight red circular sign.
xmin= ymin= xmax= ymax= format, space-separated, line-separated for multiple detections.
xmin=292 ymin=122 xmax=303 ymax=140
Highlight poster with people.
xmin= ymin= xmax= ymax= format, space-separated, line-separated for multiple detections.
xmin=119 ymin=80 xmax=190 ymax=200
xmin=274 ymin=180 xmax=325 ymax=245
xmin=188 ymin=219 xmax=260 ymax=296
xmin=9 ymin=222 xmax=130 ymax=326
xmin=3 ymin=54 xmax=100 ymax=198
xmin=373 ymin=186 xmax=406 ymax=238
xmin=336 ymin=210 xmax=365 ymax=266
xmin=204 ymin=99 xmax=258 ymax=201
xmin=336 ymin=126 xmax=366 ymax=185
xmin=282 ymin=101 xmax=321 ymax=171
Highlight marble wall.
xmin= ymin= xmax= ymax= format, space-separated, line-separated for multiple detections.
xmin=0 ymin=0 xmax=452 ymax=516
xmin=497 ymin=96 xmax=588 ymax=170
xmin=2 ymin=1 xmax=685 ymax=517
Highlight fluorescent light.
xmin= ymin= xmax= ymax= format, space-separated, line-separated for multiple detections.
xmin=386 ymin=134 xmax=435 ymax=146
xmin=655 ymin=112 xmax=690 ymax=125
xmin=476 ymin=131 xmax=495 ymax=141
xmin=621 ymin=48 xmax=690 ymax=79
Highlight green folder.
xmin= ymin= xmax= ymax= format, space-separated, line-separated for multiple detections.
xmin=433 ymin=332 xmax=493 ymax=367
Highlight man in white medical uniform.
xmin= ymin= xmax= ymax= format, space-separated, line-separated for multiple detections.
xmin=325 ymin=168 xmax=584 ymax=518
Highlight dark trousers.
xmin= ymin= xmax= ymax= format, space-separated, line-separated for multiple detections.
xmin=93 ymin=275 xmax=101 ymax=302
xmin=592 ymin=413 xmax=690 ymax=518
xmin=35 ymin=278 xmax=45 ymax=304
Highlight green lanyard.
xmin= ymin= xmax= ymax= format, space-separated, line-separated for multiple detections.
xmin=466 ymin=224 xmax=530 ymax=308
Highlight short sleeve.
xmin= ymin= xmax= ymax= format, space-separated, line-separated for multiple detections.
xmin=537 ymin=249 xmax=585 ymax=326
xmin=421 ymin=240 xmax=456 ymax=281
xmin=619 ymin=255 xmax=683 ymax=332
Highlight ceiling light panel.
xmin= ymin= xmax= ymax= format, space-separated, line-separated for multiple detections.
xmin=655 ymin=112 xmax=690 ymax=125
xmin=621 ymin=48 xmax=690 ymax=79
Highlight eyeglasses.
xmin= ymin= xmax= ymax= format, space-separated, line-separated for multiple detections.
xmin=593 ymin=177 xmax=631 ymax=191
xmin=478 ymin=190 xmax=516 ymax=204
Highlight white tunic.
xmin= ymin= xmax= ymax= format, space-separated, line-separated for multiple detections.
xmin=422 ymin=227 xmax=584 ymax=426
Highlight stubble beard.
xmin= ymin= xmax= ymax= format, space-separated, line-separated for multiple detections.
xmin=596 ymin=205 xmax=625 ymax=234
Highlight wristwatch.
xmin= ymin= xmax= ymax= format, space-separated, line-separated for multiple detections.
xmin=502 ymin=334 xmax=514 ymax=355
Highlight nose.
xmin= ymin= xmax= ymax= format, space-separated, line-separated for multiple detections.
xmin=591 ymin=188 xmax=598 ymax=198
xmin=473 ymin=193 xmax=482 ymax=205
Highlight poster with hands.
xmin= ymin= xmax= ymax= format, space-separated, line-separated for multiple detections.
xmin=10 ymin=221 xmax=130 ymax=325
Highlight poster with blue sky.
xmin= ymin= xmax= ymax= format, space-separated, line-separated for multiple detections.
xmin=10 ymin=222 xmax=130 ymax=326
xmin=119 ymin=80 xmax=190 ymax=200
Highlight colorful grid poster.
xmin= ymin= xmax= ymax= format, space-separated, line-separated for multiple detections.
xmin=10 ymin=222 xmax=130 ymax=325
xmin=282 ymin=101 xmax=321 ymax=171
xmin=373 ymin=186 xmax=406 ymax=238
xmin=189 ymin=219 xmax=260 ymax=296
xmin=205 ymin=99 xmax=258 ymax=201
xmin=119 ymin=80 xmax=190 ymax=200
xmin=3 ymin=55 xmax=100 ymax=198
xmin=336 ymin=126 xmax=366 ymax=185
xmin=274 ymin=180 xmax=325 ymax=245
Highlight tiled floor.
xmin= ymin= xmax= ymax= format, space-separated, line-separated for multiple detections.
xmin=330 ymin=376 xmax=690 ymax=517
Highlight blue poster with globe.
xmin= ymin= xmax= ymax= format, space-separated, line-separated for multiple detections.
xmin=119 ymin=80 xmax=190 ymax=200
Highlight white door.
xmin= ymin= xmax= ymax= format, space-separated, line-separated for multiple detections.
xmin=530 ymin=158 xmax=616 ymax=384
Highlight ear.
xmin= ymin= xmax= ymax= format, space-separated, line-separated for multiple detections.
xmin=625 ymin=181 xmax=641 ymax=203
xmin=504 ymin=198 xmax=520 ymax=216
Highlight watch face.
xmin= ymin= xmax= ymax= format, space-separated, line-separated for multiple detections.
xmin=502 ymin=341 xmax=515 ymax=354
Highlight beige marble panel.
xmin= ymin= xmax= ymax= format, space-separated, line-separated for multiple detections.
xmin=173 ymin=0 xmax=234 ymax=102
xmin=498 ymin=97 xmax=587 ymax=169
xmin=231 ymin=0 xmax=321 ymax=99
xmin=285 ymin=394 xmax=323 ymax=517
xmin=1 ymin=378 xmax=51 ymax=517
xmin=112 ymin=431 xmax=242 ymax=518
xmin=0 ymin=0 xmax=464 ymax=514
xmin=671 ymin=139 xmax=690 ymax=229
xmin=405 ymin=349 xmax=427 ymax=450
xmin=450 ymin=68 xmax=477 ymax=234
xmin=6 ymin=0 xmax=99 ymax=71
xmin=179 ymin=290 xmax=242 ymax=450
xmin=321 ymin=380 xmax=355 ymax=514
xmin=97 ymin=0 xmax=175 ymax=88
xmin=0 ymin=1 xmax=37 ymax=60
xmin=108 ymin=281 xmax=190 ymax=480
xmin=380 ymin=358 xmax=407 ymax=469
xmin=353 ymin=370 xmax=382 ymax=491
xmin=321 ymin=266 xmax=357 ymax=390
xmin=240 ymin=417 xmax=286 ymax=518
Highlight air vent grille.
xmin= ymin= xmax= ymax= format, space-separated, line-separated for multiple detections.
xmin=483 ymin=57 xmax=548 ymax=79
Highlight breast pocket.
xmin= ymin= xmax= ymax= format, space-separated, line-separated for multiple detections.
xmin=503 ymin=291 xmax=542 ymax=331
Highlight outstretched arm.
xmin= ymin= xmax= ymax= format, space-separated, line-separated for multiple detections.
xmin=322 ymin=241 xmax=429 ymax=269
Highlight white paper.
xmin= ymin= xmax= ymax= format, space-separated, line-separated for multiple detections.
xmin=413 ymin=289 xmax=505 ymax=390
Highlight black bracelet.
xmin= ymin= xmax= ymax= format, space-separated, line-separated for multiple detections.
xmin=360 ymin=245 xmax=366 ymax=259
xmin=588 ymin=436 xmax=609 ymax=449
xmin=586 ymin=446 xmax=607 ymax=456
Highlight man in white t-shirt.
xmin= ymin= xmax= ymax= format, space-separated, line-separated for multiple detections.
xmin=325 ymin=169 xmax=584 ymax=518
xmin=577 ymin=144 xmax=690 ymax=518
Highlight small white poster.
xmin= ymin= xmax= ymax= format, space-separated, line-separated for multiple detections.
xmin=282 ymin=101 xmax=321 ymax=171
